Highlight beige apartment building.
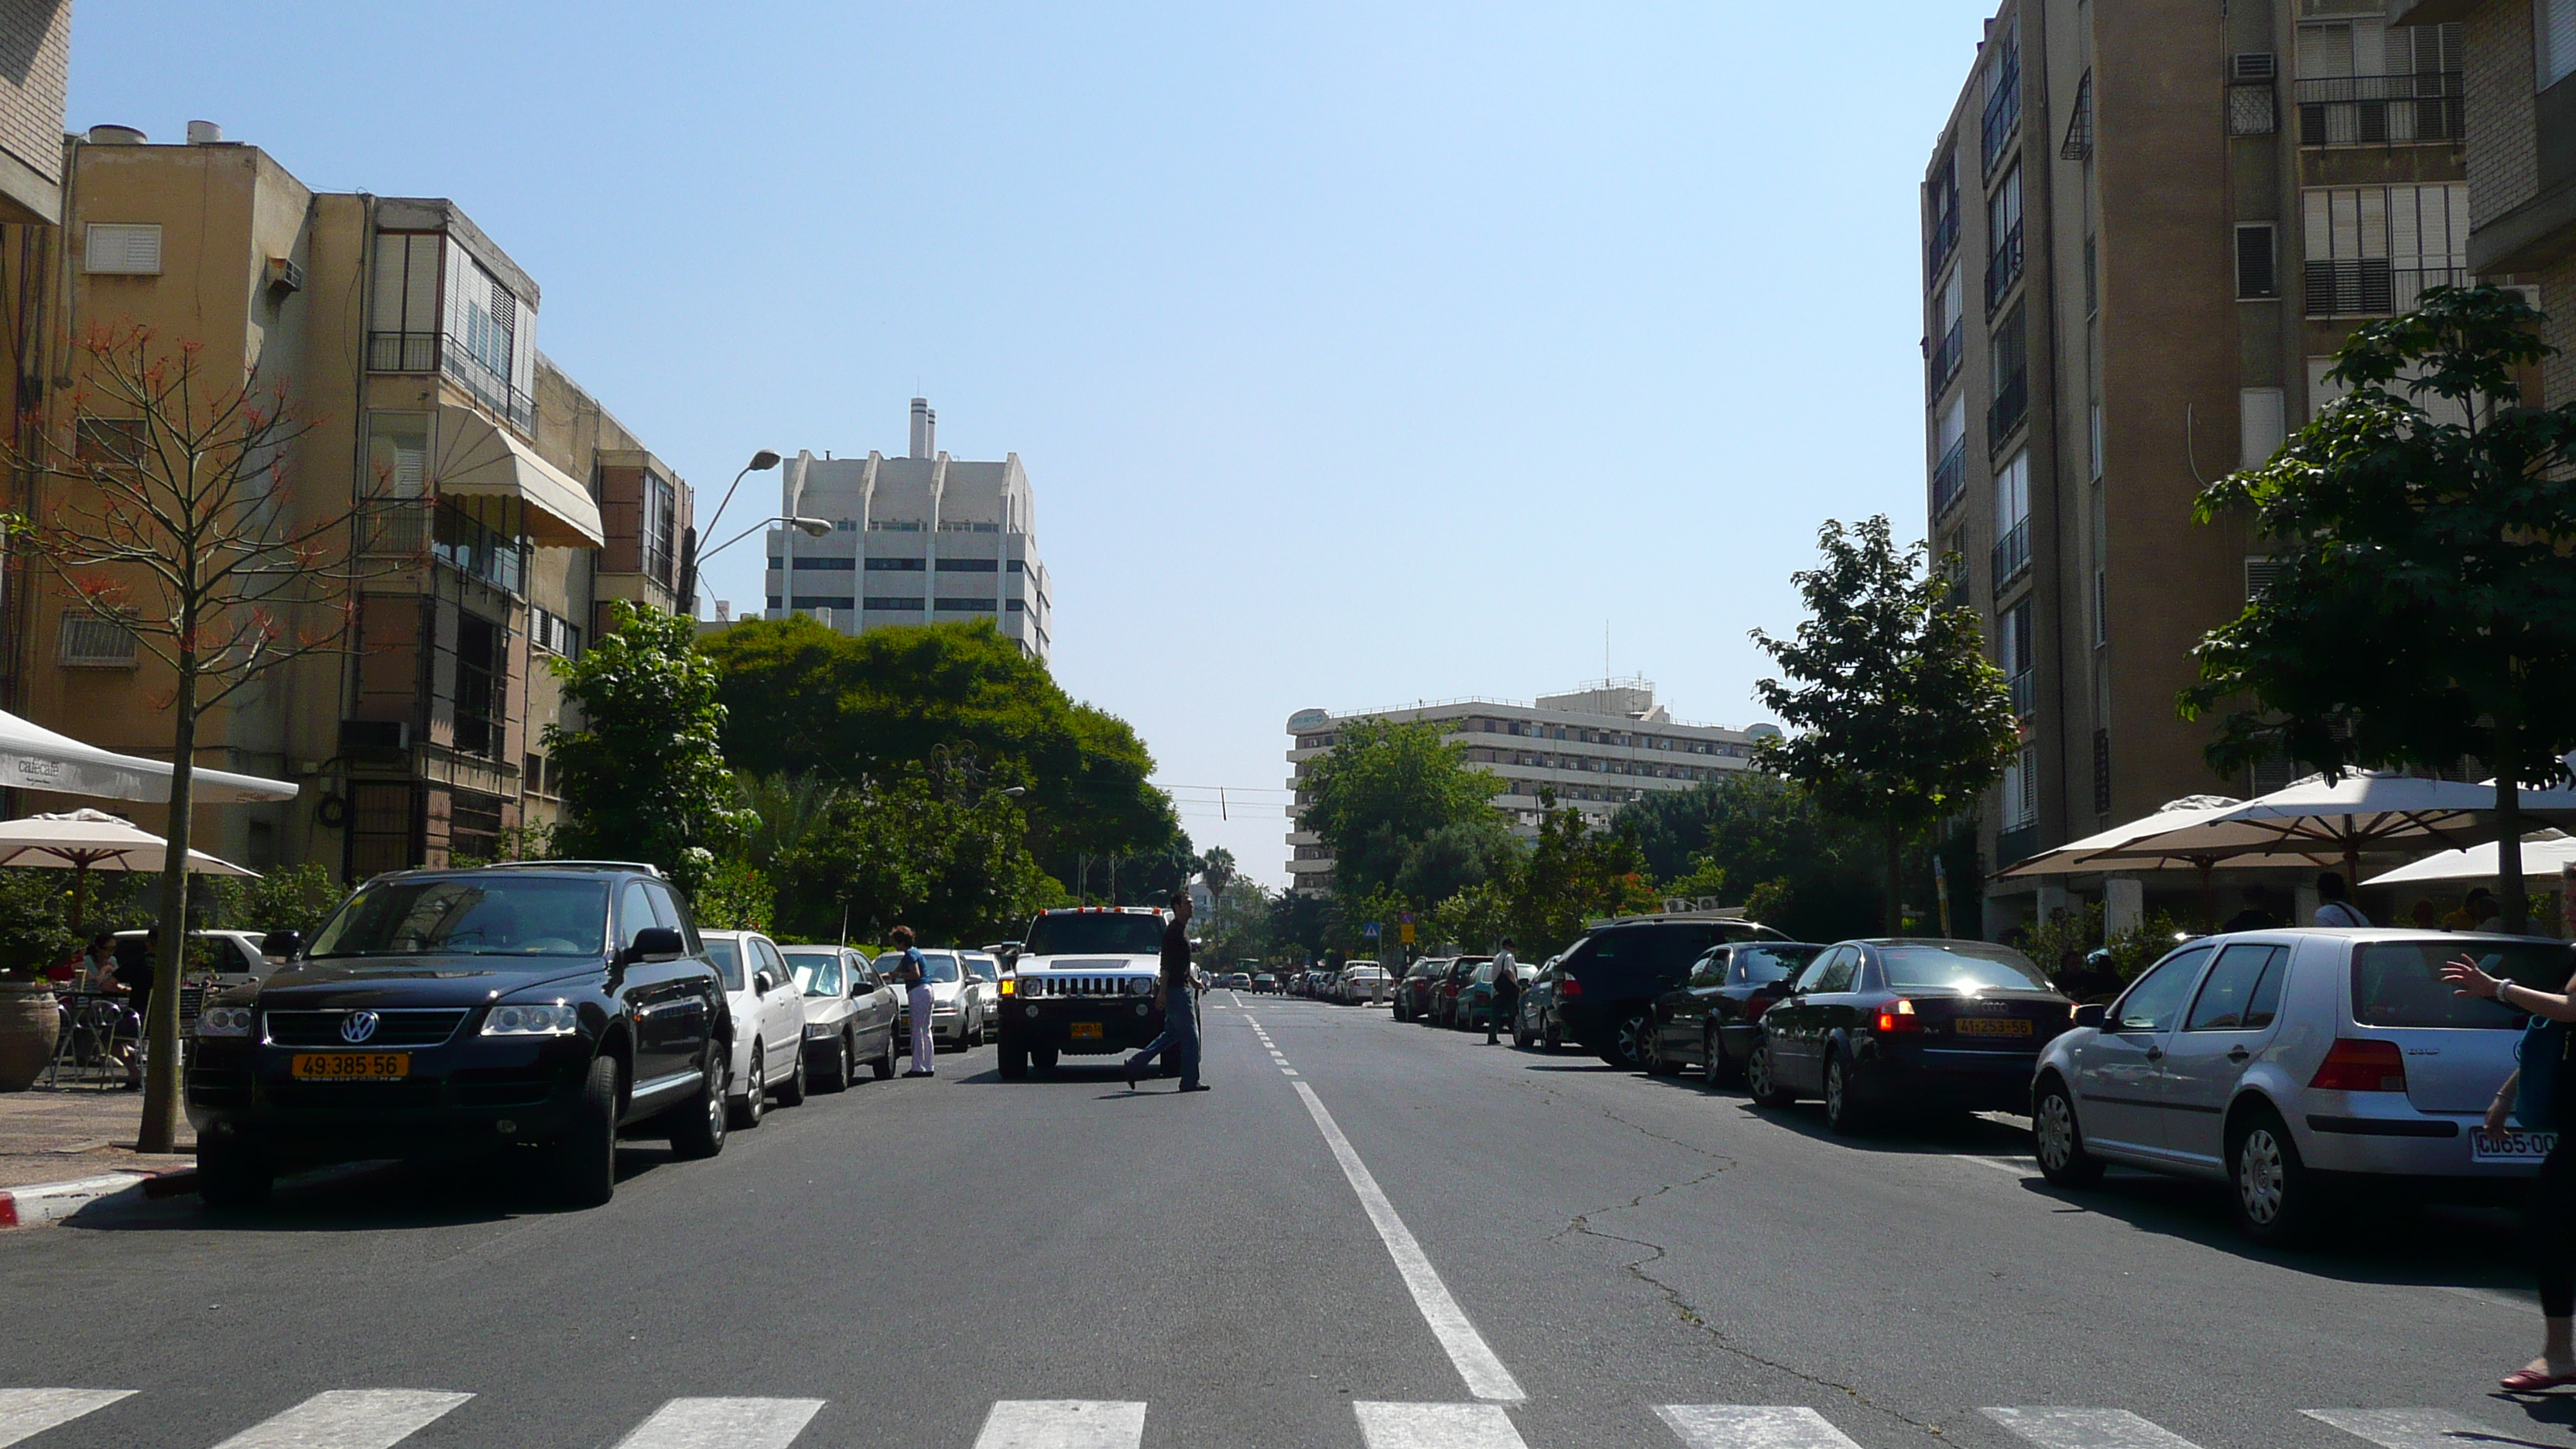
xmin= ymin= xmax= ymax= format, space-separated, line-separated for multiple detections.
xmin=5 ymin=124 xmax=690 ymax=878
xmin=1925 ymin=0 xmax=2466 ymax=928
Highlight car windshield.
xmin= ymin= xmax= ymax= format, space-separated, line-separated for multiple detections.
xmin=1022 ymin=913 xmax=1165 ymax=957
xmin=1737 ymin=945 xmax=1823 ymax=984
xmin=306 ymin=876 xmax=608 ymax=963
xmin=2355 ymin=940 xmax=2573 ymax=1029
xmin=780 ymin=949 xmax=842 ymax=996
xmin=1879 ymin=943 xmax=2052 ymax=992
xmin=882 ymin=951 xmax=961 ymax=983
xmin=704 ymin=939 xmax=746 ymax=991
xmin=965 ymin=957 xmax=999 ymax=982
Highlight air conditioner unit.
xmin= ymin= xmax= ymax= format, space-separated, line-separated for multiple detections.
xmin=2232 ymin=52 xmax=2278 ymax=82
xmin=264 ymin=255 xmax=304 ymax=294
xmin=338 ymin=719 xmax=411 ymax=755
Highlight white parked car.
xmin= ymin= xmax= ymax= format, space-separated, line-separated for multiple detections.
xmin=2031 ymin=928 xmax=2564 ymax=1242
xmin=962 ymin=951 xmax=1003 ymax=1043
xmin=778 ymin=944 xmax=902 ymax=1089
xmin=702 ymin=930 xmax=809 ymax=1127
xmin=1338 ymin=963 xmax=1389 ymax=1004
xmin=879 ymin=947 xmax=985 ymax=1052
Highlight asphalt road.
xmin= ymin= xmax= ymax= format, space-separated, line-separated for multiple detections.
xmin=0 ymin=993 xmax=2564 ymax=1449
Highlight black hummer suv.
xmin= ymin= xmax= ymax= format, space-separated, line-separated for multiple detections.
xmin=186 ymin=861 xmax=731 ymax=1208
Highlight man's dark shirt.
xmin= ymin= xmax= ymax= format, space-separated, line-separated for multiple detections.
xmin=1161 ymin=918 xmax=1192 ymax=991
xmin=2220 ymin=908 xmax=2280 ymax=933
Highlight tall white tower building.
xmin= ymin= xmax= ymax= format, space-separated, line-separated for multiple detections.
xmin=764 ymin=399 xmax=1053 ymax=661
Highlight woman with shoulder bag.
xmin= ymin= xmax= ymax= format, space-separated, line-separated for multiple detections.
xmin=2441 ymin=944 xmax=2576 ymax=1392
xmin=890 ymin=925 xmax=936 ymax=1077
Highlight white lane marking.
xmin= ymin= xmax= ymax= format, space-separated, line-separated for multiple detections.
xmin=0 ymin=1389 xmax=135 ymax=1448
xmin=1954 ymin=1154 xmax=2033 ymax=1175
xmin=612 ymin=1398 xmax=826 ymax=1449
xmin=2303 ymin=1408 xmax=2542 ymax=1449
xmin=1656 ymin=1406 xmax=1865 ymax=1449
xmin=1295 ymin=1081 xmax=1526 ymax=1403
xmin=973 ymin=1399 xmax=1147 ymax=1449
xmin=1355 ymin=1402 xmax=1528 ymax=1448
xmin=1982 ymin=1408 xmax=2206 ymax=1449
xmin=1283 ymin=1068 xmax=1301 ymax=1076
xmin=213 ymin=1390 xmax=474 ymax=1449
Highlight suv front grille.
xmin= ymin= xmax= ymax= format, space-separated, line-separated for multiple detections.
xmin=1019 ymin=975 xmax=1148 ymax=999
xmin=264 ymin=1009 xmax=471 ymax=1048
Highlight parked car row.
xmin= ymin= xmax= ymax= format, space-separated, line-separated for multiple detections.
xmin=181 ymin=861 xmax=966 ymax=1214
xmin=1283 ymin=962 xmax=1392 ymax=1002
xmin=1460 ymin=909 xmax=2564 ymax=1244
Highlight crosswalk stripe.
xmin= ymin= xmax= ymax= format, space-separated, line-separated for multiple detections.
xmin=0 ymin=1389 xmax=135 ymax=1448
xmin=1983 ymin=1408 xmax=2206 ymax=1449
xmin=971 ymin=1399 xmax=1146 ymax=1449
xmin=1355 ymin=1402 xmax=1528 ymax=1448
xmin=211 ymin=1389 xmax=474 ymax=1449
xmin=2302 ymin=1408 xmax=2525 ymax=1448
xmin=1656 ymin=1406 xmax=1864 ymax=1449
xmin=609 ymin=1397 xmax=825 ymax=1449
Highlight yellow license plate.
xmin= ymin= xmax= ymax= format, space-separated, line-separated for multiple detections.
xmin=1954 ymin=1018 xmax=2032 ymax=1037
xmin=291 ymin=1052 xmax=410 ymax=1081
xmin=1069 ymin=1022 xmax=1105 ymax=1040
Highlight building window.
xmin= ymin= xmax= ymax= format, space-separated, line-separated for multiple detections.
xmin=2245 ymin=556 xmax=2285 ymax=599
xmin=2060 ymin=70 xmax=2094 ymax=161
xmin=1999 ymin=598 xmax=2034 ymax=719
xmin=863 ymin=596 xmax=927 ymax=611
xmin=865 ymin=557 xmax=925 ymax=570
xmin=1989 ymin=301 xmax=2028 ymax=445
xmin=2295 ymin=22 xmax=2462 ymax=147
xmin=367 ymin=234 xmax=442 ymax=372
xmin=56 ymin=612 xmax=139 ymax=669
xmin=2002 ymin=745 xmax=2040 ymax=830
xmin=83 ymin=223 xmax=162 ymax=276
xmin=1981 ymin=30 xmax=2021 ymax=179
xmin=2545 ymin=0 xmax=2576 ymax=90
xmin=454 ymin=611 xmax=507 ymax=761
xmin=1930 ymin=269 xmax=1965 ymax=398
xmin=2240 ymin=388 xmax=2287 ymax=467
xmin=531 ymin=605 xmax=581 ymax=658
xmin=642 ymin=472 xmax=677 ymax=587
xmin=2235 ymin=223 xmax=2279 ymax=299
xmin=74 ymin=416 xmax=145 ymax=467
xmin=1993 ymin=450 xmax=2032 ymax=588
xmin=2230 ymin=53 xmax=2282 ymax=135
xmin=1927 ymin=154 xmax=1960 ymax=282
xmin=1985 ymin=163 xmax=2024 ymax=314
xmin=935 ymin=558 xmax=1000 ymax=571
xmin=1931 ymin=396 xmax=1968 ymax=519
xmin=2302 ymin=183 xmax=2468 ymax=316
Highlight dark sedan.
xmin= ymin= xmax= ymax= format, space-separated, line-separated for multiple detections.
xmin=1396 ymin=958 xmax=1451 ymax=1023
xmin=1644 ymin=941 xmax=1825 ymax=1084
xmin=1745 ymin=938 xmax=2074 ymax=1134
xmin=1431 ymin=956 xmax=1492 ymax=1028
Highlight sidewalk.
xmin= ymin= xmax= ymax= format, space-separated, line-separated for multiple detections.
xmin=0 ymin=1081 xmax=194 ymax=1190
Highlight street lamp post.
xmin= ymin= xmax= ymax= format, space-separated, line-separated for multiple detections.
xmin=677 ymin=449 xmax=783 ymax=617
xmin=694 ymin=515 xmax=834 ymax=622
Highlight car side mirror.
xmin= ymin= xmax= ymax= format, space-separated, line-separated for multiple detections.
xmin=2071 ymin=1003 xmax=2107 ymax=1029
xmin=625 ymin=927 xmax=685 ymax=965
xmin=259 ymin=929 xmax=301 ymax=961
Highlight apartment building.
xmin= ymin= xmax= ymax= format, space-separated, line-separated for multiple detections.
xmin=1281 ymin=680 xmax=1775 ymax=898
xmin=1923 ymin=0 xmax=2465 ymax=928
xmin=761 ymin=399 xmax=1053 ymax=663
xmin=10 ymin=125 xmax=690 ymax=877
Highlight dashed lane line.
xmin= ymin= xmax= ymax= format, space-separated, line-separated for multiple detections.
xmin=971 ymin=1399 xmax=1147 ymax=1449
xmin=211 ymin=1390 xmax=474 ymax=1449
xmin=1355 ymin=1401 xmax=1530 ymax=1448
xmin=1657 ymin=1406 xmax=1865 ymax=1449
xmin=0 ymin=1389 xmax=135 ymax=1449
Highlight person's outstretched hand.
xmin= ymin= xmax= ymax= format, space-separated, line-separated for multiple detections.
xmin=2440 ymin=954 xmax=2502 ymax=999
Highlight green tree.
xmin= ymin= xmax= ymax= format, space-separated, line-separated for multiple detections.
xmin=1507 ymin=794 xmax=1659 ymax=956
xmin=546 ymin=601 xmax=754 ymax=897
xmin=1750 ymin=516 xmax=2018 ymax=935
xmin=779 ymin=768 xmax=1060 ymax=945
xmin=1300 ymin=719 xmax=1510 ymax=901
xmin=2183 ymin=286 xmax=2576 ymax=933
xmin=204 ymin=862 xmax=348 ymax=937
xmin=1618 ymin=774 xmax=1895 ymax=942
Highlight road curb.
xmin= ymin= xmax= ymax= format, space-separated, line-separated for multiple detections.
xmin=0 ymin=1170 xmax=152 ymax=1228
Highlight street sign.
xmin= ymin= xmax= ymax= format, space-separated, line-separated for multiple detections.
xmin=1363 ymin=922 xmax=1381 ymax=939
xmin=1398 ymin=911 xmax=1413 ymax=925
xmin=1399 ymin=922 xmax=1416 ymax=944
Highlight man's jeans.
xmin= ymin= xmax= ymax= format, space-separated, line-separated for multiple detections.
xmin=1127 ymin=987 xmax=1201 ymax=1088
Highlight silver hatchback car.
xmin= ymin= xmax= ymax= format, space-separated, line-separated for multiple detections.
xmin=2030 ymin=928 xmax=2571 ymax=1242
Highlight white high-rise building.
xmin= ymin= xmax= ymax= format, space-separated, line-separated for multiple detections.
xmin=763 ymin=399 xmax=1053 ymax=661
xmin=1282 ymin=680 xmax=1779 ymax=898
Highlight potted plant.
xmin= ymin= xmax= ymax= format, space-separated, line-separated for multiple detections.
xmin=0 ymin=870 xmax=79 ymax=1090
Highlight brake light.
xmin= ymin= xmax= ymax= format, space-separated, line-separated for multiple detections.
xmin=1875 ymin=999 xmax=1922 ymax=1034
xmin=1558 ymin=976 xmax=1582 ymax=999
xmin=2309 ymin=1037 xmax=2406 ymax=1092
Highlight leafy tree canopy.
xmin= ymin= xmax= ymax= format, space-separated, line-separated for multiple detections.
xmin=2183 ymin=286 xmax=2576 ymax=929
xmin=1300 ymin=718 xmax=1512 ymax=901
xmin=776 ymin=767 xmax=1064 ymax=946
xmin=1617 ymin=774 xmax=1903 ymax=944
xmin=1750 ymin=516 xmax=2017 ymax=932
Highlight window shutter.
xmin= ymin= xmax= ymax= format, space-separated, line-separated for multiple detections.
xmin=83 ymin=224 xmax=161 ymax=276
xmin=2236 ymin=224 xmax=2279 ymax=298
xmin=2245 ymin=557 xmax=2287 ymax=598
xmin=2545 ymin=0 xmax=2576 ymax=91
xmin=2240 ymin=388 xmax=2287 ymax=466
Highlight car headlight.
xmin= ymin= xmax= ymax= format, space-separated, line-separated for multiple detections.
xmin=803 ymin=1022 xmax=831 ymax=1039
xmin=197 ymin=1005 xmax=254 ymax=1037
xmin=1129 ymin=977 xmax=1155 ymax=996
xmin=481 ymin=1001 xmax=580 ymax=1036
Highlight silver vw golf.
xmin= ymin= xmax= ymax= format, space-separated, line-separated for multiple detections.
xmin=2030 ymin=928 xmax=2571 ymax=1242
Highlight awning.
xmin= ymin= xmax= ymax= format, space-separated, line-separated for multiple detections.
xmin=0 ymin=709 xmax=298 ymax=803
xmin=436 ymin=404 xmax=606 ymax=548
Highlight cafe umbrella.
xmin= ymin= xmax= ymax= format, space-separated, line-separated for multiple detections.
xmin=1993 ymin=796 xmax=2276 ymax=930
xmin=0 ymin=808 xmax=258 ymax=933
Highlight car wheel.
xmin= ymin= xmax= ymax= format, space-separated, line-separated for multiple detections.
xmin=1745 ymin=1040 xmax=1797 ymax=1107
xmin=667 ymin=1046 xmax=728 ymax=1160
xmin=1822 ymin=1051 xmax=1870 ymax=1135
xmin=1540 ymin=1019 xmax=1561 ymax=1053
xmin=775 ymin=1042 xmax=808 ymax=1108
xmin=999 ymin=1043 xmax=1028 ymax=1080
xmin=1603 ymin=1009 xmax=1653 ymax=1069
xmin=1701 ymin=1029 xmax=1732 ymax=1089
xmin=2229 ymin=1105 xmax=2321 ymax=1245
xmin=1512 ymin=1016 xmax=1533 ymax=1049
xmin=197 ymin=1136 xmax=272 ymax=1211
xmin=1644 ymin=1026 xmax=1684 ymax=1077
xmin=2032 ymin=1077 xmax=2105 ymax=1187
xmin=820 ymin=1032 xmax=852 ymax=1093
xmin=873 ymin=1030 xmax=897 ymax=1081
xmin=730 ymin=1046 xmax=766 ymax=1129
xmin=551 ymin=1053 xmax=619 ymax=1208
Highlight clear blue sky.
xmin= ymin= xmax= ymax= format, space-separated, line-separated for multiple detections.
xmin=70 ymin=2 xmax=2000 ymax=888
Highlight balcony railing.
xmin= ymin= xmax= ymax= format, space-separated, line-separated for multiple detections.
xmin=1992 ymin=517 xmax=2031 ymax=589
xmin=2295 ymin=73 xmax=2463 ymax=148
xmin=1930 ymin=436 xmax=1968 ymax=519
xmin=1927 ymin=320 xmax=1962 ymax=399
xmin=1981 ymin=57 xmax=2021 ymax=179
xmin=1985 ymin=221 xmax=2025 ymax=314
xmin=367 ymin=331 xmax=536 ymax=432
xmin=1927 ymin=206 xmax=1959 ymax=284
xmin=1988 ymin=371 xmax=2029 ymax=447
xmin=356 ymin=499 xmax=429 ymax=557
xmin=2304 ymin=260 xmax=2467 ymax=317
xmin=2007 ymin=669 xmax=2035 ymax=719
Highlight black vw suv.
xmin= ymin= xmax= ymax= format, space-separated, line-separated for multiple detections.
xmin=186 ymin=862 xmax=731 ymax=1209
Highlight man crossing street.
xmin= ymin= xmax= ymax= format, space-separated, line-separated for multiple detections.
xmin=1486 ymin=937 xmax=1519 ymax=1044
xmin=1125 ymin=890 xmax=1206 ymax=1092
